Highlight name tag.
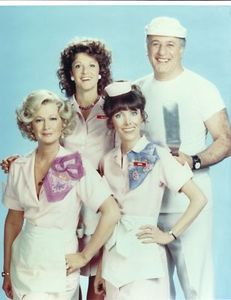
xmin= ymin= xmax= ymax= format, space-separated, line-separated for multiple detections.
xmin=96 ymin=114 xmax=107 ymax=120
xmin=133 ymin=161 xmax=147 ymax=167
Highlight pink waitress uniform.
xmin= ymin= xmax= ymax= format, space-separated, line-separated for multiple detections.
xmin=64 ymin=96 xmax=115 ymax=276
xmin=3 ymin=146 xmax=112 ymax=300
xmin=100 ymin=136 xmax=193 ymax=300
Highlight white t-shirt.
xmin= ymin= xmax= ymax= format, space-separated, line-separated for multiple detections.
xmin=136 ymin=69 xmax=224 ymax=212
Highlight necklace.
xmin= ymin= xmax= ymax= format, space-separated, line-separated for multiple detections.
xmin=78 ymin=96 xmax=100 ymax=111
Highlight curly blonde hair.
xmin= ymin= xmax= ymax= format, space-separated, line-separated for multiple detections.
xmin=16 ymin=90 xmax=76 ymax=141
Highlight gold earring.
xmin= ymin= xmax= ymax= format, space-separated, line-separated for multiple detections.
xmin=30 ymin=132 xmax=35 ymax=140
xmin=61 ymin=131 xmax=65 ymax=139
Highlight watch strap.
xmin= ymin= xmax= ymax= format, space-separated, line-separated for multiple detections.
xmin=191 ymin=155 xmax=201 ymax=170
xmin=1 ymin=271 xmax=10 ymax=277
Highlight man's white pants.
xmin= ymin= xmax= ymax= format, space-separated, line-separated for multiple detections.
xmin=158 ymin=209 xmax=214 ymax=300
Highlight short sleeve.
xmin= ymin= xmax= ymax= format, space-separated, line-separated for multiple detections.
xmin=196 ymin=80 xmax=225 ymax=122
xmin=76 ymin=158 xmax=112 ymax=212
xmin=3 ymin=162 xmax=24 ymax=211
xmin=157 ymin=146 xmax=193 ymax=193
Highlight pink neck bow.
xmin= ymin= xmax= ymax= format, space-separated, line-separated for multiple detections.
xmin=43 ymin=151 xmax=84 ymax=202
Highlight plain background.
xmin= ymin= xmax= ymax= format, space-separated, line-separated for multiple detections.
xmin=0 ymin=2 xmax=230 ymax=299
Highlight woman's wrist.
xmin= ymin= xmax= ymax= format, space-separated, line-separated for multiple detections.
xmin=168 ymin=230 xmax=177 ymax=240
xmin=163 ymin=230 xmax=177 ymax=244
xmin=80 ymin=251 xmax=92 ymax=265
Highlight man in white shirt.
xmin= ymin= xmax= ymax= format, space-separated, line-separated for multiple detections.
xmin=136 ymin=16 xmax=231 ymax=300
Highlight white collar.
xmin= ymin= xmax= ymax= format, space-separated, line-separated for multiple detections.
xmin=131 ymin=135 xmax=150 ymax=153
xmin=113 ymin=135 xmax=151 ymax=165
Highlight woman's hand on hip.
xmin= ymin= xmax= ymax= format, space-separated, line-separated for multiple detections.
xmin=136 ymin=225 xmax=173 ymax=245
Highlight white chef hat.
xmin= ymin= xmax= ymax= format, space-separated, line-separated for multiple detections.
xmin=145 ymin=16 xmax=187 ymax=38
xmin=105 ymin=81 xmax=132 ymax=97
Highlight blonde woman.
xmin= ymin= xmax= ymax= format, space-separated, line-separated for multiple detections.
xmin=2 ymin=90 xmax=120 ymax=300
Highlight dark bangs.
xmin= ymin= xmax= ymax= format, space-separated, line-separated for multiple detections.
xmin=103 ymin=90 xmax=146 ymax=120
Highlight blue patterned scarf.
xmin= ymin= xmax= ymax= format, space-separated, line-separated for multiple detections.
xmin=127 ymin=143 xmax=159 ymax=190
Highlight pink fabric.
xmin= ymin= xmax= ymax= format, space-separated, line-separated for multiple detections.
xmin=64 ymin=96 xmax=115 ymax=169
xmin=43 ymin=152 xmax=84 ymax=202
xmin=105 ymin=278 xmax=169 ymax=300
xmin=105 ymin=246 xmax=170 ymax=300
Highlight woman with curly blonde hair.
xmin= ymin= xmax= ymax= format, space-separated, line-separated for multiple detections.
xmin=1 ymin=38 xmax=116 ymax=300
xmin=2 ymin=89 xmax=120 ymax=300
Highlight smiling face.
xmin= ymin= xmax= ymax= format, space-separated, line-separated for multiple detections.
xmin=71 ymin=52 xmax=100 ymax=93
xmin=147 ymin=35 xmax=184 ymax=80
xmin=31 ymin=102 xmax=63 ymax=147
xmin=112 ymin=109 xmax=143 ymax=151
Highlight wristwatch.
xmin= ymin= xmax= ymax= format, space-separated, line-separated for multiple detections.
xmin=191 ymin=155 xmax=201 ymax=170
xmin=1 ymin=271 xmax=10 ymax=277
xmin=168 ymin=230 xmax=177 ymax=240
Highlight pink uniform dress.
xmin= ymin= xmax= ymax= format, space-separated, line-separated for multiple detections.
xmin=100 ymin=136 xmax=193 ymax=300
xmin=64 ymin=96 xmax=115 ymax=276
xmin=3 ymin=146 xmax=112 ymax=300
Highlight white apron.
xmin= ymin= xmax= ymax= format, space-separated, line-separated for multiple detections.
xmin=11 ymin=222 xmax=75 ymax=294
xmin=102 ymin=215 xmax=165 ymax=288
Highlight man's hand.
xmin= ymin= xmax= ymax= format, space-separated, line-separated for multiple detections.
xmin=0 ymin=155 xmax=19 ymax=173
